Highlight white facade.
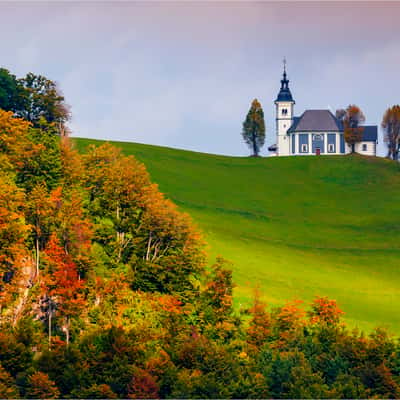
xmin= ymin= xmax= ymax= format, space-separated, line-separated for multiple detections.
xmin=353 ymin=141 xmax=376 ymax=156
xmin=275 ymin=100 xmax=294 ymax=156
xmin=273 ymin=68 xmax=377 ymax=157
xmin=287 ymin=133 xmax=376 ymax=156
xmin=289 ymin=133 xmax=341 ymax=155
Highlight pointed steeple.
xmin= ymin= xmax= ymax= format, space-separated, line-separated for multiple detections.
xmin=275 ymin=58 xmax=294 ymax=102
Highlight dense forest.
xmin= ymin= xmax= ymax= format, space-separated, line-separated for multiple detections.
xmin=1 ymin=70 xmax=400 ymax=398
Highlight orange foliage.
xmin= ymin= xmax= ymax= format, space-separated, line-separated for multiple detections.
xmin=247 ymin=289 xmax=271 ymax=348
xmin=0 ymin=110 xmax=31 ymax=158
xmin=309 ymin=296 xmax=344 ymax=325
xmin=128 ymin=368 xmax=160 ymax=399
xmin=26 ymin=371 xmax=60 ymax=399
xmin=0 ymin=172 xmax=30 ymax=315
xmin=42 ymin=234 xmax=86 ymax=342
xmin=157 ymin=295 xmax=183 ymax=314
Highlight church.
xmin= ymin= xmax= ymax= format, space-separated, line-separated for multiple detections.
xmin=268 ymin=64 xmax=378 ymax=157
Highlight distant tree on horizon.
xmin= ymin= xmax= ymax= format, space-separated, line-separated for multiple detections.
xmin=382 ymin=105 xmax=400 ymax=161
xmin=0 ymin=67 xmax=71 ymax=135
xmin=242 ymin=99 xmax=266 ymax=157
xmin=337 ymin=105 xmax=365 ymax=153
xmin=0 ymin=68 xmax=25 ymax=114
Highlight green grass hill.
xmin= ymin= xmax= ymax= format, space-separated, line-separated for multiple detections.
xmin=74 ymin=138 xmax=400 ymax=333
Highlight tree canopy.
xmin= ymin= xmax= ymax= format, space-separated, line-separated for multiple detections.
xmin=0 ymin=67 xmax=70 ymax=134
xmin=337 ymin=105 xmax=365 ymax=153
xmin=242 ymin=99 xmax=266 ymax=157
xmin=1 ymin=68 xmax=400 ymax=399
xmin=382 ymin=105 xmax=400 ymax=161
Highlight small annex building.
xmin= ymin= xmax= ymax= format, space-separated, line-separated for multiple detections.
xmin=268 ymin=64 xmax=378 ymax=157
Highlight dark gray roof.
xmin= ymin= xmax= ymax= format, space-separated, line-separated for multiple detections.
xmin=276 ymin=88 xmax=294 ymax=102
xmin=287 ymin=110 xmax=342 ymax=132
xmin=287 ymin=109 xmax=378 ymax=142
xmin=361 ymin=126 xmax=378 ymax=142
xmin=275 ymin=71 xmax=294 ymax=102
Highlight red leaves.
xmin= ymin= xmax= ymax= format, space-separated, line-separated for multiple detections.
xmin=309 ymin=296 xmax=344 ymax=326
xmin=157 ymin=295 xmax=183 ymax=314
xmin=26 ymin=371 xmax=60 ymax=399
xmin=42 ymin=234 xmax=85 ymax=319
xmin=128 ymin=368 xmax=160 ymax=399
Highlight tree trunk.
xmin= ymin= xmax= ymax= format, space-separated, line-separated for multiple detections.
xmin=146 ymin=232 xmax=152 ymax=261
xmin=35 ymin=236 xmax=40 ymax=278
xmin=65 ymin=317 xmax=70 ymax=347
xmin=351 ymin=143 xmax=355 ymax=153
xmin=48 ymin=311 xmax=52 ymax=350
xmin=252 ymin=130 xmax=258 ymax=157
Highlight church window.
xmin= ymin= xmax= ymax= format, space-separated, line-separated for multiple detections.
xmin=362 ymin=144 xmax=367 ymax=151
xmin=328 ymin=143 xmax=335 ymax=153
xmin=282 ymin=108 xmax=288 ymax=115
xmin=301 ymin=144 xmax=308 ymax=153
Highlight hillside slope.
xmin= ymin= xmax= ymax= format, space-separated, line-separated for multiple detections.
xmin=74 ymin=138 xmax=400 ymax=332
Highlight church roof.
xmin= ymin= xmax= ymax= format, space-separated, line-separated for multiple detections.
xmin=275 ymin=67 xmax=294 ymax=102
xmin=287 ymin=109 xmax=378 ymax=142
xmin=288 ymin=110 xmax=342 ymax=132
xmin=361 ymin=126 xmax=378 ymax=142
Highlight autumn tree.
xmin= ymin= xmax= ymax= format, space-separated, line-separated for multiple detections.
xmin=308 ymin=296 xmax=344 ymax=326
xmin=26 ymin=184 xmax=58 ymax=278
xmin=200 ymin=257 xmax=234 ymax=324
xmin=83 ymin=143 xmax=205 ymax=298
xmin=0 ymin=364 xmax=19 ymax=398
xmin=247 ymin=289 xmax=270 ymax=349
xmin=0 ymin=109 xmax=32 ymax=160
xmin=242 ymin=99 xmax=266 ymax=157
xmin=42 ymin=234 xmax=85 ymax=346
xmin=74 ymin=384 xmax=118 ymax=399
xmin=337 ymin=105 xmax=365 ymax=153
xmin=25 ymin=371 xmax=60 ymax=399
xmin=382 ymin=105 xmax=400 ymax=161
xmin=0 ymin=172 xmax=30 ymax=323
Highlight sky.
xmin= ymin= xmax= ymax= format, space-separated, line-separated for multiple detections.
xmin=1 ymin=1 xmax=399 ymax=156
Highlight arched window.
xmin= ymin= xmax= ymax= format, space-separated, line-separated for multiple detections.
xmin=282 ymin=108 xmax=288 ymax=116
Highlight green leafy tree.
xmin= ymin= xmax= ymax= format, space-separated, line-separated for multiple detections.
xmin=0 ymin=68 xmax=25 ymax=113
xmin=18 ymin=72 xmax=70 ymax=130
xmin=242 ymin=99 xmax=266 ymax=157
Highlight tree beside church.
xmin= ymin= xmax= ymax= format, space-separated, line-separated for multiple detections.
xmin=268 ymin=62 xmax=377 ymax=157
xmin=242 ymin=99 xmax=266 ymax=157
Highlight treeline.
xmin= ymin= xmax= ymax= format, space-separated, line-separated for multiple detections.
xmin=1 ymin=109 xmax=400 ymax=399
xmin=0 ymin=68 xmax=69 ymax=132
xmin=0 ymin=67 xmax=400 ymax=398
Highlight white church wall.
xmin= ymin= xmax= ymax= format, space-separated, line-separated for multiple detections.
xmin=355 ymin=141 xmax=376 ymax=156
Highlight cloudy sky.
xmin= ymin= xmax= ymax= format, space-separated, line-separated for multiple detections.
xmin=1 ymin=1 xmax=399 ymax=156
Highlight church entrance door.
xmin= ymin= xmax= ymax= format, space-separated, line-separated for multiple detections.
xmin=316 ymin=148 xmax=321 ymax=156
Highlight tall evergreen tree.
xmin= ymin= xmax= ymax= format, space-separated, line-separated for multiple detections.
xmin=242 ymin=99 xmax=266 ymax=157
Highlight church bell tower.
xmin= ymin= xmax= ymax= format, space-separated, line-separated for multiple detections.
xmin=275 ymin=59 xmax=295 ymax=156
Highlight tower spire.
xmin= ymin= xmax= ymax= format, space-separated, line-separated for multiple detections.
xmin=275 ymin=58 xmax=294 ymax=102
xmin=281 ymin=57 xmax=288 ymax=89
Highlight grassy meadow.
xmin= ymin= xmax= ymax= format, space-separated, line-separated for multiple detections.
xmin=74 ymin=138 xmax=400 ymax=333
